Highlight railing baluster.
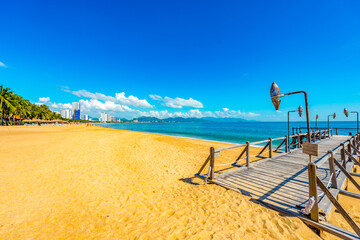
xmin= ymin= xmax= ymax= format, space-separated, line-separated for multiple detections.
xmin=210 ymin=147 xmax=215 ymax=180
xmin=246 ymin=141 xmax=250 ymax=168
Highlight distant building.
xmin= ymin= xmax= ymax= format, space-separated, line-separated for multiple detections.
xmin=72 ymin=102 xmax=80 ymax=120
xmin=99 ymin=112 xmax=120 ymax=122
xmin=83 ymin=115 xmax=89 ymax=120
xmin=61 ymin=109 xmax=71 ymax=119
xmin=72 ymin=102 xmax=80 ymax=110
xmin=73 ymin=110 xmax=80 ymax=120
xmin=101 ymin=112 xmax=107 ymax=122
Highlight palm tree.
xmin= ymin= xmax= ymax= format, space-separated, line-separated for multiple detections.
xmin=0 ymin=85 xmax=16 ymax=125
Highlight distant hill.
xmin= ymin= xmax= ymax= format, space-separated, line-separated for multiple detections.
xmin=132 ymin=116 xmax=255 ymax=123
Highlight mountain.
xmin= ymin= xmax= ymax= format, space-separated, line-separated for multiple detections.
xmin=132 ymin=117 xmax=254 ymax=123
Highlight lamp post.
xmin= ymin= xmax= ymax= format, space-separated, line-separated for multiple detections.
xmin=315 ymin=114 xmax=319 ymax=130
xmin=344 ymin=108 xmax=359 ymax=134
xmin=270 ymin=82 xmax=312 ymax=161
xmin=288 ymin=106 xmax=303 ymax=147
xmin=328 ymin=113 xmax=336 ymax=133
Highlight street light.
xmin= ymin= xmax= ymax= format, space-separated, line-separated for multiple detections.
xmin=344 ymin=108 xmax=359 ymax=134
xmin=288 ymin=105 xmax=303 ymax=149
xmin=270 ymin=82 xmax=312 ymax=161
xmin=328 ymin=113 xmax=336 ymax=133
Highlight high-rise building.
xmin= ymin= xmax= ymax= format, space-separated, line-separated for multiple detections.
xmin=72 ymin=102 xmax=81 ymax=120
xmin=83 ymin=115 xmax=89 ymax=120
xmin=101 ymin=112 xmax=108 ymax=122
xmin=72 ymin=102 xmax=80 ymax=110
xmin=61 ymin=109 xmax=71 ymax=119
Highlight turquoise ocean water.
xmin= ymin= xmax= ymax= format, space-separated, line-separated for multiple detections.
xmin=98 ymin=121 xmax=358 ymax=145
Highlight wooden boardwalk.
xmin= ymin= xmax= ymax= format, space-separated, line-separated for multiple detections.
xmin=196 ymin=132 xmax=360 ymax=239
xmin=213 ymin=135 xmax=352 ymax=218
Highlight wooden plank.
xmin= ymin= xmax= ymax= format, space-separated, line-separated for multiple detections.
xmin=340 ymin=189 xmax=360 ymax=199
xmin=333 ymin=158 xmax=360 ymax=192
xmin=317 ymin=176 xmax=360 ymax=237
xmin=345 ymin=149 xmax=360 ymax=166
xmin=210 ymin=147 xmax=215 ymax=180
xmin=246 ymin=141 xmax=250 ymax=167
xmin=257 ymin=200 xmax=360 ymax=240
xmin=308 ymin=163 xmax=319 ymax=222
xmin=234 ymin=145 xmax=247 ymax=163
xmin=257 ymin=141 xmax=270 ymax=156
xmin=328 ymin=153 xmax=338 ymax=189
xmin=350 ymin=172 xmax=360 ymax=177
xmin=197 ymin=155 xmax=210 ymax=175
xmin=303 ymin=142 xmax=319 ymax=156
xmin=318 ymin=188 xmax=340 ymax=217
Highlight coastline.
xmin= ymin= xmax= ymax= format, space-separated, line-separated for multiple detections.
xmin=96 ymin=123 xmax=245 ymax=146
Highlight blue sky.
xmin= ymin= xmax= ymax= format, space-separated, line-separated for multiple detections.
xmin=1 ymin=0 xmax=360 ymax=120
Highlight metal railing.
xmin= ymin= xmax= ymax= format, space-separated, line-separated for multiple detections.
xmin=195 ymin=129 xmax=333 ymax=182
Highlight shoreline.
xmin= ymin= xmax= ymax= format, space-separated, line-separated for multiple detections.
xmin=95 ymin=123 xmax=245 ymax=146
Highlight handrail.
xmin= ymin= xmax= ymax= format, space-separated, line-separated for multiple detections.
xmin=195 ymin=129 xmax=335 ymax=181
xmin=306 ymin=133 xmax=360 ymax=236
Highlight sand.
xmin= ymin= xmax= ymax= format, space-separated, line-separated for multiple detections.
xmin=0 ymin=124 xmax=354 ymax=239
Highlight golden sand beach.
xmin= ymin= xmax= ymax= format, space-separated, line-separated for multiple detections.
xmin=0 ymin=125 xmax=358 ymax=239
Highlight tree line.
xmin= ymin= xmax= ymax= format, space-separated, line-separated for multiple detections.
xmin=0 ymin=85 xmax=62 ymax=125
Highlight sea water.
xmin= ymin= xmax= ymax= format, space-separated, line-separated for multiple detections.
xmin=98 ymin=121 xmax=358 ymax=144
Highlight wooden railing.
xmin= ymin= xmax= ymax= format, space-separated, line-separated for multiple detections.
xmin=294 ymin=127 xmax=357 ymax=135
xmin=306 ymin=133 xmax=360 ymax=238
xmin=195 ymin=129 xmax=333 ymax=182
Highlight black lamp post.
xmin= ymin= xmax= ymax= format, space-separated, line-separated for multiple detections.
xmin=328 ymin=113 xmax=336 ymax=133
xmin=288 ymin=110 xmax=296 ymax=138
xmin=270 ymin=82 xmax=312 ymax=161
xmin=344 ymin=108 xmax=359 ymax=134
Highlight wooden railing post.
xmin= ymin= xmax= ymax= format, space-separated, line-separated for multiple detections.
xmin=246 ymin=141 xmax=250 ymax=168
xmin=292 ymin=127 xmax=294 ymax=135
xmin=285 ymin=135 xmax=288 ymax=153
xmin=297 ymin=133 xmax=301 ymax=148
xmin=308 ymin=162 xmax=319 ymax=222
xmin=341 ymin=144 xmax=346 ymax=169
xmin=210 ymin=147 xmax=215 ymax=180
xmin=269 ymin=138 xmax=272 ymax=158
xmin=336 ymin=127 xmax=338 ymax=135
xmin=328 ymin=129 xmax=330 ymax=138
xmin=328 ymin=151 xmax=338 ymax=189
xmin=312 ymin=131 xmax=315 ymax=143
xmin=331 ymin=128 xmax=333 ymax=136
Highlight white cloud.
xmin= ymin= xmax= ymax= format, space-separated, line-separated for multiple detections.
xmin=39 ymin=97 xmax=50 ymax=103
xmin=50 ymin=102 xmax=72 ymax=109
xmin=149 ymin=94 xmax=162 ymax=101
xmin=79 ymin=99 xmax=137 ymax=112
xmin=139 ymin=108 xmax=259 ymax=119
xmin=62 ymin=87 xmax=153 ymax=108
xmin=149 ymin=94 xmax=203 ymax=109
xmin=0 ymin=62 xmax=7 ymax=68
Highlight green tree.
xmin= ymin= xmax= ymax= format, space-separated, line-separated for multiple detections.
xmin=0 ymin=86 xmax=16 ymax=125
